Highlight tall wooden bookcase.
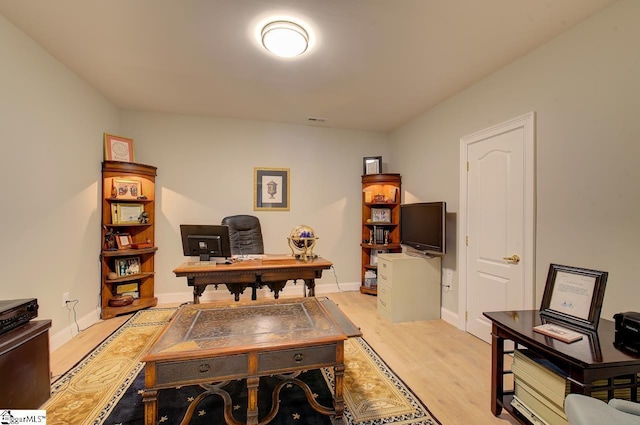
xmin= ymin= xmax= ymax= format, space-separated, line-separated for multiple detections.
xmin=360 ymin=173 xmax=402 ymax=295
xmin=100 ymin=161 xmax=158 ymax=319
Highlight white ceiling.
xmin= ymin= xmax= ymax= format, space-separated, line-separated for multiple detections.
xmin=0 ymin=0 xmax=617 ymax=132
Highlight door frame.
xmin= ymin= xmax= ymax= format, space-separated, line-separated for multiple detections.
xmin=457 ymin=112 xmax=537 ymax=331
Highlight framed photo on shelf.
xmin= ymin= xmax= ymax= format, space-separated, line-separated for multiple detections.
xmin=104 ymin=133 xmax=135 ymax=162
xmin=115 ymin=233 xmax=132 ymax=250
xmin=115 ymin=256 xmax=141 ymax=277
xmin=540 ymin=263 xmax=608 ymax=331
xmin=254 ymin=167 xmax=290 ymax=211
xmin=363 ymin=156 xmax=382 ymax=175
xmin=111 ymin=203 xmax=144 ymax=224
xmin=112 ymin=178 xmax=142 ymax=200
xmin=371 ymin=207 xmax=391 ymax=223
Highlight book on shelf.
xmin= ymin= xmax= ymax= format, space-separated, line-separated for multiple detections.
xmin=519 ymin=350 xmax=637 ymax=398
xmin=513 ymin=349 xmax=570 ymax=425
xmin=533 ymin=323 xmax=583 ymax=343
xmin=116 ymin=282 xmax=139 ymax=296
xmin=514 ymin=378 xmax=569 ymax=425
xmin=513 ymin=349 xmax=569 ymax=408
xmin=511 ymin=395 xmax=562 ymax=425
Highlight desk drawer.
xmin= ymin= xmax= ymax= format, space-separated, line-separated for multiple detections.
xmin=258 ymin=344 xmax=337 ymax=373
xmin=155 ymin=354 xmax=248 ymax=386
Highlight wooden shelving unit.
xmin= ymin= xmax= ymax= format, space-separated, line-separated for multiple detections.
xmin=100 ymin=161 xmax=158 ymax=319
xmin=360 ymin=173 xmax=402 ymax=295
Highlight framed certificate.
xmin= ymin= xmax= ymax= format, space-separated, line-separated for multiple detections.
xmin=111 ymin=203 xmax=144 ymax=224
xmin=540 ymin=263 xmax=608 ymax=331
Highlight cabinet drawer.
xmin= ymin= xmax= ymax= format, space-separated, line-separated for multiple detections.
xmin=377 ymin=283 xmax=392 ymax=320
xmin=155 ymin=354 xmax=248 ymax=386
xmin=378 ymin=259 xmax=393 ymax=287
xmin=377 ymin=283 xmax=392 ymax=311
xmin=258 ymin=344 xmax=337 ymax=373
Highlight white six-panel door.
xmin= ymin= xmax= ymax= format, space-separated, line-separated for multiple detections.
xmin=459 ymin=113 xmax=536 ymax=343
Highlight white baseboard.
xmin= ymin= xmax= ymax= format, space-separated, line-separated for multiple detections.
xmin=440 ymin=307 xmax=461 ymax=329
xmin=50 ymin=306 xmax=101 ymax=352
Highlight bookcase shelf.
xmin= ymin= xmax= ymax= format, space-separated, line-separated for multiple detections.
xmin=100 ymin=161 xmax=158 ymax=319
xmin=360 ymin=173 xmax=401 ymax=295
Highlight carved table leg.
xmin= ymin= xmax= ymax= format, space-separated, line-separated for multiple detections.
xmin=189 ymin=277 xmax=206 ymax=304
xmin=333 ymin=363 xmax=345 ymax=419
xmin=304 ymin=278 xmax=316 ymax=297
xmin=142 ymin=389 xmax=158 ymax=425
xmin=246 ymin=376 xmax=260 ymax=425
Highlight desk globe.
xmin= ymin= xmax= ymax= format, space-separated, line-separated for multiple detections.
xmin=288 ymin=225 xmax=318 ymax=262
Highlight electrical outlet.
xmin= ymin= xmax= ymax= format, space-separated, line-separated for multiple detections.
xmin=62 ymin=292 xmax=70 ymax=307
xmin=444 ymin=268 xmax=453 ymax=288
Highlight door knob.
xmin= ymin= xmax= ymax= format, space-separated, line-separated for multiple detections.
xmin=503 ymin=254 xmax=520 ymax=263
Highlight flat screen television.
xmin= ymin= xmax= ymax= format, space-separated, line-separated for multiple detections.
xmin=180 ymin=224 xmax=232 ymax=262
xmin=400 ymin=202 xmax=446 ymax=256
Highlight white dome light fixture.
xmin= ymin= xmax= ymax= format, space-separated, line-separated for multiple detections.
xmin=261 ymin=20 xmax=309 ymax=58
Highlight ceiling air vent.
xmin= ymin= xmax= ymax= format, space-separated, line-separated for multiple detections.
xmin=307 ymin=117 xmax=327 ymax=123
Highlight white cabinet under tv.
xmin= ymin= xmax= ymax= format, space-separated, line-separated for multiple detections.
xmin=377 ymin=253 xmax=441 ymax=323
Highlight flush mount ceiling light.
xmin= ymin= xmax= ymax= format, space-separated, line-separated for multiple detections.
xmin=261 ymin=20 xmax=309 ymax=58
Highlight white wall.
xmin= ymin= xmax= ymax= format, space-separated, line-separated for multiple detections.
xmin=0 ymin=15 xmax=119 ymax=341
xmin=391 ymin=0 xmax=640 ymax=321
xmin=120 ymin=111 xmax=391 ymax=302
xmin=2 ymin=0 xmax=636 ymax=349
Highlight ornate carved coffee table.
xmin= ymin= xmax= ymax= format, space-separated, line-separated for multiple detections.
xmin=142 ymin=297 xmax=350 ymax=425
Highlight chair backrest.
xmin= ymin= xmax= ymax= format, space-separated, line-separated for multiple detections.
xmin=221 ymin=215 xmax=264 ymax=255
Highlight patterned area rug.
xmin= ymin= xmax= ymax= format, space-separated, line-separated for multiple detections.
xmin=42 ymin=308 xmax=440 ymax=425
xmin=42 ymin=308 xmax=176 ymax=425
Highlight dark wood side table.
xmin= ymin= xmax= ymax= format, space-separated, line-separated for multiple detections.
xmin=484 ymin=310 xmax=640 ymax=425
xmin=0 ymin=320 xmax=52 ymax=408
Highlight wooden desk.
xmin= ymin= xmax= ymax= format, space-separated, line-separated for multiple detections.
xmin=173 ymin=256 xmax=333 ymax=303
xmin=484 ymin=310 xmax=640 ymax=424
xmin=142 ymin=297 xmax=353 ymax=425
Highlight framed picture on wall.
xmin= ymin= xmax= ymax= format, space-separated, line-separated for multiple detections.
xmin=104 ymin=133 xmax=135 ymax=162
xmin=254 ymin=167 xmax=290 ymax=211
xmin=363 ymin=156 xmax=382 ymax=175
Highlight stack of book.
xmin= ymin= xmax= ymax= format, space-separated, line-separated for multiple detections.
xmin=511 ymin=349 xmax=570 ymax=425
xmin=511 ymin=349 xmax=638 ymax=424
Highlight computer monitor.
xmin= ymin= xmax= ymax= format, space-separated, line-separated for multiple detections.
xmin=180 ymin=224 xmax=232 ymax=262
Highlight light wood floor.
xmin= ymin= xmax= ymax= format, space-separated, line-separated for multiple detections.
xmin=51 ymin=291 xmax=518 ymax=425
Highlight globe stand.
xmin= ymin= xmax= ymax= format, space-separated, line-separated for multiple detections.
xmin=288 ymin=237 xmax=318 ymax=262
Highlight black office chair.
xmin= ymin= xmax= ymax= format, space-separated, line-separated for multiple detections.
xmin=221 ymin=215 xmax=264 ymax=255
xmin=221 ymin=215 xmax=265 ymax=300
